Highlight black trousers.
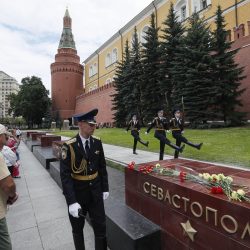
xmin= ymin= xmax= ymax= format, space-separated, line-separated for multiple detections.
xmin=172 ymin=132 xmax=188 ymax=159
xmin=154 ymin=131 xmax=171 ymax=160
xmin=69 ymin=188 xmax=106 ymax=238
xmin=131 ymin=130 xmax=139 ymax=152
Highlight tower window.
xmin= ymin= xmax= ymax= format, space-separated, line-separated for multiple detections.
xmin=201 ymin=0 xmax=207 ymax=9
xmin=112 ymin=48 xmax=118 ymax=64
xmin=105 ymin=53 xmax=111 ymax=67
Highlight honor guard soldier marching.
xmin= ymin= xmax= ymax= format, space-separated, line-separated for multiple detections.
xmin=145 ymin=109 xmax=185 ymax=160
xmin=60 ymin=109 xmax=109 ymax=250
xmin=170 ymin=108 xmax=203 ymax=158
xmin=126 ymin=114 xmax=149 ymax=154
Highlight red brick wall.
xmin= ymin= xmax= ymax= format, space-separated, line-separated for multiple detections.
xmin=75 ymin=83 xmax=116 ymax=124
xmin=232 ymin=26 xmax=250 ymax=120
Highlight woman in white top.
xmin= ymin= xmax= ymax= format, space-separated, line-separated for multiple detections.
xmin=1 ymin=146 xmax=17 ymax=177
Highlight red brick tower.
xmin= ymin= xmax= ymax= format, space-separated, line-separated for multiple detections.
xmin=51 ymin=8 xmax=83 ymax=120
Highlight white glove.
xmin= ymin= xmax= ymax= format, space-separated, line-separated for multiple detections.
xmin=166 ymin=130 xmax=170 ymax=133
xmin=145 ymin=132 xmax=148 ymax=135
xmin=69 ymin=202 xmax=81 ymax=218
xmin=181 ymin=131 xmax=184 ymax=134
xmin=103 ymin=192 xmax=109 ymax=200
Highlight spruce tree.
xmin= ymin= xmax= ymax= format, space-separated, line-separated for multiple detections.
xmin=172 ymin=13 xmax=217 ymax=125
xmin=112 ymin=40 xmax=131 ymax=127
xmin=159 ymin=2 xmax=185 ymax=113
xmin=212 ymin=5 xmax=246 ymax=125
xmin=128 ymin=27 xmax=144 ymax=123
xmin=141 ymin=13 xmax=163 ymax=122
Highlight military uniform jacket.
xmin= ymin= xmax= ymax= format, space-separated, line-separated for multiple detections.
xmin=147 ymin=117 xmax=169 ymax=133
xmin=60 ymin=134 xmax=109 ymax=205
xmin=169 ymin=117 xmax=184 ymax=132
xmin=126 ymin=120 xmax=141 ymax=132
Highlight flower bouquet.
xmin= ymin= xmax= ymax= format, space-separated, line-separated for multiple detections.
xmin=127 ymin=161 xmax=250 ymax=203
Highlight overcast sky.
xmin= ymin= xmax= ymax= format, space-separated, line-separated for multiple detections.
xmin=0 ymin=0 xmax=153 ymax=93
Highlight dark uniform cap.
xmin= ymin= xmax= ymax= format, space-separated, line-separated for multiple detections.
xmin=172 ymin=108 xmax=181 ymax=116
xmin=74 ymin=109 xmax=98 ymax=124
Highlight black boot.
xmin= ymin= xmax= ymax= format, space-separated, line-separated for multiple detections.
xmin=139 ymin=139 xmax=149 ymax=147
xmin=95 ymin=237 xmax=107 ymax=250
xmin=186 ymin=141 xmax=203 ymax=150
xmin=167 ymin=142 xmax=185 ymax=152
xmin=73 ymin=233 xmax=85 ymax=250
xmin=133 ymin=151 xmax=138 ymax=154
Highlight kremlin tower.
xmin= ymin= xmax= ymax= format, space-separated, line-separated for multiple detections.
xmin=51 ymin=8 xmax=83 ymax=120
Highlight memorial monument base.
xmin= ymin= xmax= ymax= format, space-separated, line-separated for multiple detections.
xmin=125 ymin=159 xmax=250 ymax=250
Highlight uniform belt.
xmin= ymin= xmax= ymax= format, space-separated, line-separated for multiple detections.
xmin=172 ymin=128 xmax=181 ymax=131
xmin=155 ymin=128 xmax=165 ymax=131
xmin=71 ymin=172 xmax=98 ymax=181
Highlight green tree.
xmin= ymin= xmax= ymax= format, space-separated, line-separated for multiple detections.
xmin=8 ymin=76 xmax=51 ymax=128
xmin=141 ymin=13 xmax=163 ymax=122
xmin=159 ymin=2 xmax=185 ymax=112
xmin=212 ymin=5 xmax=246 ymax=125
xmin=112 ymin=40 xmax=132 ymax=127
xmin=172 ymin=13 xmax=217 ymax=125
xmin=127 ymin=27 xmax=144 ymax=122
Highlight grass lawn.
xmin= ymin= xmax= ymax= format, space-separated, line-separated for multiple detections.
xmin=52 ymin=126 xmax=250 ymax=168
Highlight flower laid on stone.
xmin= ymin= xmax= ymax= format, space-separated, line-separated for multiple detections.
xmin=128 ymin=161 xmax=135 ymax=170
xmin=127 ymin=162 xmax=250 ymax=203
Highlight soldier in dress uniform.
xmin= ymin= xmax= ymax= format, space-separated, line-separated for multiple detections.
xmin=170 ymin=108 xmax=203 ymax=159
xmin=126 ymin=114 xmax=149 ymax=154
xmin=145 ymin=109 xmax=185 ymax=160
xmin=60 ymin=109 xmax=109 ymax=250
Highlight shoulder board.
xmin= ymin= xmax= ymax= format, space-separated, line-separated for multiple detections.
xmin=66 ymin=138 xmax=77 ymax=145
xmin=92 ymin=135 xmax=100 ymax=140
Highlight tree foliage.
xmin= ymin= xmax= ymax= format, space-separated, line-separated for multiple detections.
xmin=212 ymin=5 xmax=246 ymax=124
xmin=8 ymin=76 xmax=51 ymax=128
xmin=128 ymin=27 xmax=144 ymax=122
xmin=141 ymin=13 xmax=163 ymax=122
xmin=112 ymin=9 xmax=247 ymax=127
xmin=171 ymin=13 xmax=217 ymax=124
xmin=159 ymin=2 xmax=185 ymax=113
xmin=112 ymin=40 xmax=131 ymax=126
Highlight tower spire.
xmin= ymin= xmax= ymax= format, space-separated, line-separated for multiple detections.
xmin=58 ymin=8 xmax=76 ymax=49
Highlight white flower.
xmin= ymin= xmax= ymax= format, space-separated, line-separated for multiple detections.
xmin=226 ymin=177 xmax=233 ymax=183
xmin=155 ymin=163 xmax=161 ymax=168
xmin=231 ymin=191 xmax=239 ymax=200
xmin=237 ymin=189 xmax=245 ymax=196
xmin=202 ymin=173 xmax=211 ymax=180
xmin=217 ymin=173 xmax=226 ymax=181
xmin=198 ymin=173 xmax=203 ymax=178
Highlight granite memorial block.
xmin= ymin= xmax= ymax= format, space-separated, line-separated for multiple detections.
xmin=125 ymin=159 xmax=250 ymax=250
xmin=38 ymin=135 xmax=61 ymax=147
xmin=31 ymin=132 xmax=46 ymax=141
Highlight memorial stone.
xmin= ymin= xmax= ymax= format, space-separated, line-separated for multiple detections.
xmin=125 ymin=159 xmax=250 ymax=250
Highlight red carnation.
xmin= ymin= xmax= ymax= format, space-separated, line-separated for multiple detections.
xmin=211 ymin=186 xmax=217 ymax=194
xmin=216 ymin=186 xmax=223 ymax=194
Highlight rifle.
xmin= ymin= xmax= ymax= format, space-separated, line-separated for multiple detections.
xmin=181 ymin=96 xmax=185 ymax=121
xmin=165 ymin=91 xmax=171 ymax=120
